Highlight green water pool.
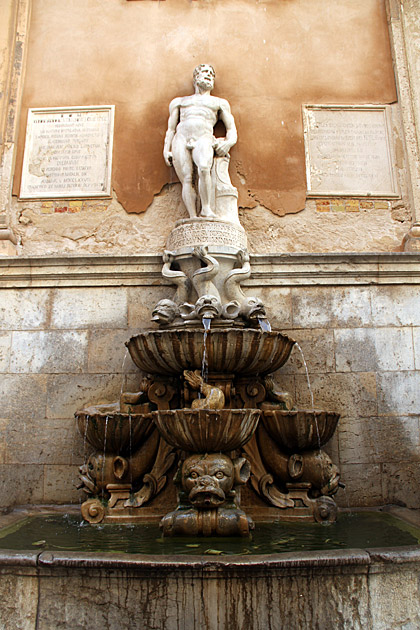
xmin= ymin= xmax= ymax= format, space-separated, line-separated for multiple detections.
xmin=0 ymin=511 xmax=419 ymax=556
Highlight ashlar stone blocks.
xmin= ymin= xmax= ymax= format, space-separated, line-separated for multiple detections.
xmin=0 ymin=258 xmax=419 ymax=508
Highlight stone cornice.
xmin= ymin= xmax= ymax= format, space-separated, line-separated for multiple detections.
xmin=0 ymin=252 xmax=419 ymax=288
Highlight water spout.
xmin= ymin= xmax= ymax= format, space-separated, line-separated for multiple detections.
xmin=258 ymin=317 xmax=271 ymax=333
xmin=203 ymin=317 xmax=212 ymax=332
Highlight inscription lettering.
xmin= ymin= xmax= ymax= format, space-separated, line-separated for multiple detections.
xmin=168 ymin=222 xmax=247 ymax=250
xmin=20 ymin=106 xmax=115 ymax=199
xmin=303 ymin=106 xmax=397 ymax=197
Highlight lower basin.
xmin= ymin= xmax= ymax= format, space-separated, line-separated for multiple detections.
xmin=1 ymin=508 xmax=420 ymax=629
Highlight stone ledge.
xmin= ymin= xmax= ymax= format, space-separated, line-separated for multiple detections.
xmin=1 ymin=545 xmax=420 ymax=575
xmin=0 ymin=252 xmax=420 ymax=288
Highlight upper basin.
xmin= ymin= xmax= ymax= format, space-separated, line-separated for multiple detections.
xmin=261 ymin=409 xmax=340 ymax=451
xmin=76 ymin=410 xmax=154 ymax=455
xmin=152 ymin=408 xmax=260 ymax=452
xmin=126 ymin=328 xmax=295 ymax=376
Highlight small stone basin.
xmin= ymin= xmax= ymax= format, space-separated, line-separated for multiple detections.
xmin=152 ymin=408 xmax=260 ymax=452
xmin=261 ymin=410 xmax=340 ymax=451
xmin=76 ymin=410 xmax=154 ymax=455
xmin=126 ymin=328 xmax=295 ymax=376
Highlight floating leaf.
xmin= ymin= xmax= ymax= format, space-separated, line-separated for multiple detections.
xmin=186 ymin=544 xmax=200 ymax=548
xmin=32 ymin=540 xmax=46 ymax=546
xmin=204 ymin=549 xmax=224 ymax=555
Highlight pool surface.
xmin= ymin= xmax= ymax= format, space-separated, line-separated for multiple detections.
xmin=0 ymin=510 xmax=419 ymax=556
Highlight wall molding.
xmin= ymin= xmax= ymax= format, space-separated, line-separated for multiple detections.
xmin=1 ymin=252 xmax=420 ymax=288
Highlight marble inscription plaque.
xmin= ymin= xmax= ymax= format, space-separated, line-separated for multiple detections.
xmin=303 ymin=105 xmax=398 ymax=197
xmin=20 ymin=106 xmax=115 ymax=199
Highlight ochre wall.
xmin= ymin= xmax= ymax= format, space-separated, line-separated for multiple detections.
xmin=13 ymin=0 xmax=396 ymax=218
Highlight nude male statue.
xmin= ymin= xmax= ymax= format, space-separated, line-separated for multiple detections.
xmin=163 ymin=64 xmax=237 ymax=218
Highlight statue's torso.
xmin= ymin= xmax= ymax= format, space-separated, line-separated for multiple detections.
xmin=176 ymin=94 xmax=223 ymax=137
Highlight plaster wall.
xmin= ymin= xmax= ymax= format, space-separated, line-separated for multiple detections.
xmin=1 ymin=255 xmax=419 ymax=512
xmin=401 ymin=0 xmax=420 ymax=161
xmin=8 ymin=0 xmax=413 ymax=255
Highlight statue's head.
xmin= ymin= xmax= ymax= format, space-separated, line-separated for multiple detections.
xmin=193 ymin=64 xmax=215 ymax=91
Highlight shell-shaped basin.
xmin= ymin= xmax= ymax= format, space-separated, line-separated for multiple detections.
xmin=261 ymin=409 xmax=339 ymax=451
xmin=127 ymin=328 xmax=295 ymax=376
xmin=152 ymin=408 xmax=260 ymax=452
xmin=76 ymin=410 xmax=154 ymax=455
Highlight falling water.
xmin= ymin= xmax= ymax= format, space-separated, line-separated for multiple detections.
xmin=80 ymin=415 xmax=90 ymax=505
xmin=201 ymin=317 xmax=211 ymax=384
xmin=82 ymin=415 xmax=89 ymax=462
xmin=294 ymin=342 xmax=321 ymax=451
xmin=128 ymin=414 xmax=133 ymax=484
xmin=120 ymin=349 xmax=130 ymax=401
xmin=102 ymin=415 xmax=109 ymax=497
xmin=258 ymin=317 xmax=272 ymax=333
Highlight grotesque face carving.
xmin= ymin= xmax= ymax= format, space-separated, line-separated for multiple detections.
xmin=316 ymin=452 xmax=340 ymax=494
xmin=195 ymin=294 xmax=222 ymax=319
xmin=288 ymin=451 xmax=340 ymax=495
xmin=152 ymin=299 xmax=178 ymax=325
xmin=79 ymin=453 xmax=128 ymax=494
xmin=181 ymin=453 xmax=250 ymax=509
xmin=239 ymin=296 xmax=266 ymax=320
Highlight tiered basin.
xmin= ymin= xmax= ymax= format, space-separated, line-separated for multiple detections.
xmin=152 ymin=408 xmax=260 ymax=452
xmin=76 ymin=410 xmax=154 ymax=455
xmin=126 ymin=328 xmax=295 ymax=376
xmin=261 ymin=410 xmax=340 ymax=451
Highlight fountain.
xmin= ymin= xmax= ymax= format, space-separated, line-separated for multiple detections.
xmin=75 ymin=64 xmax=341 ymax=533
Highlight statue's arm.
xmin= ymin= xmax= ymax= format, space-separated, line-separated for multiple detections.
xmin=214 ymin=99 xmax=238 ymax=157
xmin=163 ymin=98 xmax=181 ymax=166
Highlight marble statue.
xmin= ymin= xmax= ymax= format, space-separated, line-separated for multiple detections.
xmin=163 ymin=64 xmax=238 ymax=219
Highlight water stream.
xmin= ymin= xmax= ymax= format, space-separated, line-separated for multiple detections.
xmin=294 ymin=342 xmax=321 ymax=451
xmin=128 ymin=414 xmax=133 ymax=484
xmin=258 ymin=317 xmax=271 ymax=333
xmin=201 ymin=317 xmax=211 ymax=384
xmin=102 ymin=416 xmax=109 ymax=496
xmin=82 ymin=416 xmax=89 ymax=463
xmin=120 ymin=349 xmax=130 ymax=400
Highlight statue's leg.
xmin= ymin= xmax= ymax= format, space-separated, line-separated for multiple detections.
xmin=193 ymin=138 xmax=215 ymax=218
xmin=172 ymin=136 xmax=197 ymax=218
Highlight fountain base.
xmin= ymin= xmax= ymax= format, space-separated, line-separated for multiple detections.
xmin=1 ymin=508 xmax=420 ymax=629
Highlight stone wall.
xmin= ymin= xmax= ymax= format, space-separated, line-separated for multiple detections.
xmin=1 ymin=253 xmax=419 ymax=510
